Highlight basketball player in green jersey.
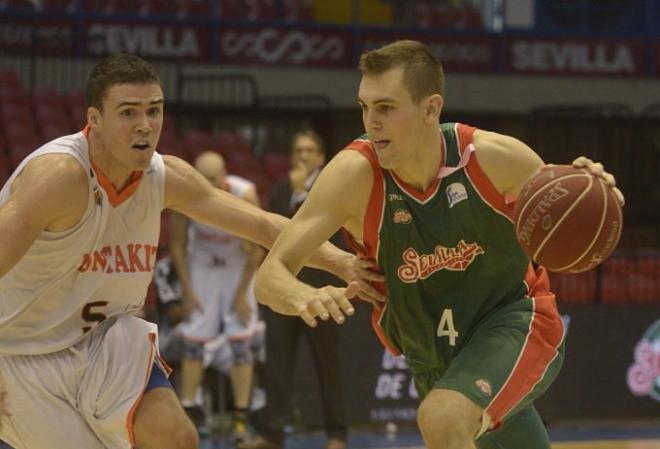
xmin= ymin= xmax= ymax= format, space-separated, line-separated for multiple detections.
xmin=254 ymin=40 xmax=624 ymax=449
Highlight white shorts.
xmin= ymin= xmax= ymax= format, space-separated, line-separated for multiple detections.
xmin=177 ymin=257 xmax=258 ymax=342
xmin=0 ymin=314 xmax=167 ymax=449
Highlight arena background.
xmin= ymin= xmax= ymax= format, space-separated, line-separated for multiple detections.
xmin=0 ymin=0 xmax=658 ymax=448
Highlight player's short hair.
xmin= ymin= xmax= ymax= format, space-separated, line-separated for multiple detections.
xmin=290 ymin=129 xmax=325 ymax=155
xmin=359 ymin=40 xmax=444 ymax=103
xmin=86 ymin=54 xmax=162 ymax=110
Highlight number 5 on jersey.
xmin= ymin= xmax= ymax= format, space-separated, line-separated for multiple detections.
xmin=437 ymin=308 xmax=459 ymax=346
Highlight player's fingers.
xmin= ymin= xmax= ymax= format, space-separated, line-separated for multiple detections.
xmin=572 ymin=156 xmax=593 ymax=168
xmin=321 ymin=294 xmax=346 ymax=324
xmin=307 ymin=298 xmax=330 ymax=321
xmin=344 ymin=281 xmax=360 ymax=299
xmin=296 ymin=303 xmax=318 ymax=327
xmin=358 ymin=281 xmax=385 ymax=302
xmin=358 ymin=268 xmax=384 ymax=282
xmin=612 ymin=186 xmax=625 ymax=206
xmin=589 ymin=162 xmax=604 ymax=177
xmin=602 ymin=172 xmax=616 ymax=187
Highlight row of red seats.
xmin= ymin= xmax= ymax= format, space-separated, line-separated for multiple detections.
xmin=550 ymin=253 xmax=660 ymax=304
xmin=414 ymin=1 xmax=483 ymax=30
xmin=0 ymin=69 xmax=292 ymax=204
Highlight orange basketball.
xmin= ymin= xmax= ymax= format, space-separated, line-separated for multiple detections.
xmin=513 ymin=165 xmax=623 ymax=273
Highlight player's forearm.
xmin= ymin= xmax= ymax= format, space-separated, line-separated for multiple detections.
xmin=263 ymin=213 xmax=352 ymax=281
xmin=254 ymin=254 xmax=317 ymax=315
xmin=306 ymin=242 xmax=353 ymax=283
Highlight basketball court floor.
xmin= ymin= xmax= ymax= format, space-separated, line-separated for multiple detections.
xmin=199 ymin=422 xmax=660 ymax=449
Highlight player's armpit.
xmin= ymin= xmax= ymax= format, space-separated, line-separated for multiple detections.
xmin=0 ymin=154 xmax=88 ymax=278
xmin=472 ymin=130 xmax=545 ymax=200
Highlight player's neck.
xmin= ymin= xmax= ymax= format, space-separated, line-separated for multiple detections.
xmin=392 ymin=130 xmax=443 ymax=192
xmin=88 ymin=143 xmax=136 ymax=193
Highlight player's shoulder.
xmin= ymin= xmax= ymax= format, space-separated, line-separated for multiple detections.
xmin=21 ymin=152 xmax=88 ymax=190
xmin=327 ymin=145 xmax=373 ymax=175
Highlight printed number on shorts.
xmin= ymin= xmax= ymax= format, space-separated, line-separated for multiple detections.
xmin=436 ymin=308 xmax=458 ymax=346
xmin=82 ymin=300 xmax=109 ymax=333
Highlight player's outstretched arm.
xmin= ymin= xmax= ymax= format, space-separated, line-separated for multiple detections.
xmin=0 ymin=154 xmax=88 ymax=278
xmin=163 ymin=155 xmax=352 ymax=281
xmin=255 ymin=150 xmax=375 ymax=326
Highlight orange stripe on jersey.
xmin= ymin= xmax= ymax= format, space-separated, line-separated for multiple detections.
xmin=91 ymin=161 xmax=144 ymax=208
xmin=459 ymin=124 xmax=515 ymax=220
xmin=486 ymin=264 xmax=563 ymax=426
xmin=343 ymin=140 xmax=400 ymax=355
xmin=126 ymin=333 xmax=157 ymax=448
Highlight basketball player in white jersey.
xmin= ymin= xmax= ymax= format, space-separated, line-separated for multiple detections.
xmin=0 ymin=54 xmax=381 ymax=449
xmin=169 ymin=151 xmax=263 ymax=441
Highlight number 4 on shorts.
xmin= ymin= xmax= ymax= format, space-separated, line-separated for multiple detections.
xmin=437 ymin=308 xmax=459 ymax=346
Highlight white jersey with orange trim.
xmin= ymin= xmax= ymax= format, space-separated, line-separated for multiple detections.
xmin=0 ymin=131 xmax=165 ymax=355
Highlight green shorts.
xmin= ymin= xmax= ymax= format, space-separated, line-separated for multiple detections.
xmin=412 ymin=294 xmax=565 ymax=448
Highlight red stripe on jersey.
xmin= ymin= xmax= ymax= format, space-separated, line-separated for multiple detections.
xmin=344 ymin=140 xmax=384 ymax=260
xmin=343 ymin=140 xmax=399 ymax=355
xmin=486 ymin=265 xmax=563 ymax=425
xmin=460 ymin=124 xmax=515 ymax=220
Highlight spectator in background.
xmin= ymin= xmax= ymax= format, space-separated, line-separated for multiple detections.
xmin=169 ymin=151 xmax=265 ymax=443
xmin=241 ymin=130 xmax=348 ymax=449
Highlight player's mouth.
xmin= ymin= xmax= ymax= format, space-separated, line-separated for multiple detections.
xmin=373 ymin=139 xmax=390 ymax=150
xmin=132 ymin=141 xmax=151 ymax=151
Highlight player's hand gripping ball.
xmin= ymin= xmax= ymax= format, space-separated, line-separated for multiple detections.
xmin=513 ymin=162 xmax=623 ymax=273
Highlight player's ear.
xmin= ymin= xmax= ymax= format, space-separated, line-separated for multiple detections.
xmin=87 ymin=107 xmax=101 ymax=128
xmin=424 ymin=94 xmax=443 ymax=124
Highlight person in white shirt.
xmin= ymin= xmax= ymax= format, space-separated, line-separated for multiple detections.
xmin=169 ymin=151 xmax=263 ymax=442
xmin=0 ymin=54 xmax=382 ymax=449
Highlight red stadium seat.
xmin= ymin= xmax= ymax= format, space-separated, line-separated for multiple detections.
xmin=180 ymin=0 xmax=211 ymax=16
xmin=217 ymin=0 xmax=244 ymax=18
xmin=64 ymin=89 xmax=86 ymax=111
xmin=246 ymin=0 xmax=276 ymax=21
xmin=224 ymin=151 xmax=262 ymax=175
xmin=601 ymin=257 xmax=633 ymax=304
xmin=283 ymin=0 xmax=313 ymax=22
xmin=0 ymin=104 xmax=33 ymax=130
xmin=182 ymin=130 xmax=214 ymax=159
xmin=32 ymin=88 xmax=65 ymax=111
xmin=550 ymin=271 xmax=597 ymax=304
xmin=0 ymin=69 xmax=21 ymax=88
xmin=159 ymin=132 xmax=192 ymax=162
xmin=216 ymin=132 xmax=252 ymax=154
xmin=262 ymin=152 xmax=290 ymax=183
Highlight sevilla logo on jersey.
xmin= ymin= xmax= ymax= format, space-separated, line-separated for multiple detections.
xmin=78 ymin=243 xmax=159 ymax=274
xmin=397 ymin=239 xmax=484 ymax=283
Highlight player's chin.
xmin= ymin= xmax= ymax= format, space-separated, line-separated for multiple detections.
xmin=133 ymin=149 xmax=155 ymax=168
